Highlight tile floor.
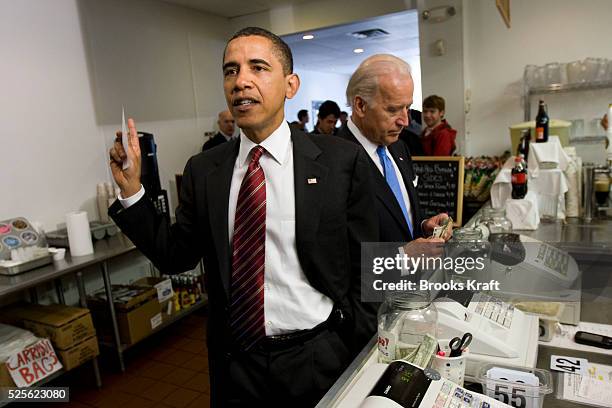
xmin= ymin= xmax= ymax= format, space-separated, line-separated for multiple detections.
xmin=47 ymin=308 xmax=211 ymax=408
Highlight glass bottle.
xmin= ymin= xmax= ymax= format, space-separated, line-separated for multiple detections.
xmin=535 ymin=100 xmax=549 ymax=143
xmin=377 ymin=291 xmax=438 ymax=364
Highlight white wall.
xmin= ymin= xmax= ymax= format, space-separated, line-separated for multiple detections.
xmin=0 ymin=0 xmax=106 ymax=232
xmin=0 ymin=0 xmax=231 ymax=232
xmin=285 ymin=69 xmax=351 ymax=130
xmin=417 ymin=0 xmax=465 ymax=153
xmin=79 ymin=0 xmax=230 ymax=208
xmin=463 ymin=0 xmax=612 ymax=156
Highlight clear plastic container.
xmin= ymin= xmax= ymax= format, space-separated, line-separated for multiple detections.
xmin=476 ymin=364 xmax=553 ymax=408
xmin=377 ymin=291 xmax=438 ymax=364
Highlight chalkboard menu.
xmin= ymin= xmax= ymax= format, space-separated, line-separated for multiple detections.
xmin=412 ymin=156 xmax=465 ymax=226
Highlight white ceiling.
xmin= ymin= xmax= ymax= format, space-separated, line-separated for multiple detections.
xmin=160 ymin=0 xmax=308 ymax=18
xmin=282 ymin=10 xmax=420 ymax=75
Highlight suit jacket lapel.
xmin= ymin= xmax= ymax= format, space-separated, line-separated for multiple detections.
xmin=292 ymin=129 xmax=328 ymax=264
xmin=206 ymin=139 xmax=239 ymax=298
xmin=338 ymin=127 xmax=410 ymax=237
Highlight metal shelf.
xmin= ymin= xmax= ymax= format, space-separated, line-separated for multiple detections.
xmin=524 ymin=79 xmax=612 ymax=120
xmin=100 ymin=295 xmax=208 ymax=352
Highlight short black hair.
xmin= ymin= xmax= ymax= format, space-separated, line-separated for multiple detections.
xmin=317 ymin=100 xmax=341 ymax=119
xmin=297 ymin=109 xmax=308 ymax=120
xmin=224 ymin=27 xmax=293 ymax=75
xmin=340 ymin=111 xmax=348 ymax=117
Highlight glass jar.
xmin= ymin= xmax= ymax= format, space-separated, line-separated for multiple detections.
xmin=448 ymin=227 xmax=492 ymax=283
xmin=377 ymin=291 xmax=438 ymax=364
xmin=478 ymin=207 xmax=513 ymax=238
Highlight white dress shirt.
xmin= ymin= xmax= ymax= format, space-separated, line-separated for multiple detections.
xmin=121 ymin=120 xmax=333 ymax=336
xmin=347 ymin=118 xmax=414 ymax=229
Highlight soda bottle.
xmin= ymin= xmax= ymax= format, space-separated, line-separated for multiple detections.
xmin=517 ymin=129 xmax=531 ymax=162
xmin=511 ymin=155 xmax=528 ymax=199
xmin=535 ymin=100 xmax=549 ymax=143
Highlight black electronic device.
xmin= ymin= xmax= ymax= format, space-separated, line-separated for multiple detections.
xmin=574 ymin=331 xmax=612 ymax=349
xmin=138 ymin=131 xmax=162 ymax=195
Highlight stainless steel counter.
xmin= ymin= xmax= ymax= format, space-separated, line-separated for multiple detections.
xmin=318 ymin=207 xmax=612 ymax=407
xmin=0 ymin=233 xmax=136 ymax=298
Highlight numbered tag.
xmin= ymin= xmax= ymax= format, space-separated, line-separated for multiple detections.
xmin=550 ymin=355 xmax=588 ymax=376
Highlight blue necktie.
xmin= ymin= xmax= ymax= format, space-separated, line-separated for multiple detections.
xmin=376 ymin=146 xmax=413 ymax=236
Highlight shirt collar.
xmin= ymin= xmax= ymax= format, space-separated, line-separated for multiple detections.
xmin=237 ymin=120 xmax=291 ymax=167
xmin=220 ymin=131 xmax=233 ymax=141
xmin=348 ymin=116 xmax=384 ymax=157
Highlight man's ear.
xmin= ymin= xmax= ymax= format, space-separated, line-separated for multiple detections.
xmin=286 ymin=73 xmax=300 ymax=99
xmin=353 ymin=96 xmax=367 ymax=118
xmin=440 ymin=109 xmax=445 ymax=118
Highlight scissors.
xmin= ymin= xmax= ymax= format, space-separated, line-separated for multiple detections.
xmin=449 ymin=332 xmax=472 ymax=357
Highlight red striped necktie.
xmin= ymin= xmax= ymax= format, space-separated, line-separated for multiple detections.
xmin=230 ymin=146 xmax=266 ymax=350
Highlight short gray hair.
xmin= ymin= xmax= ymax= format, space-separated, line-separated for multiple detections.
xmin=346 ymin=54 xmax=412 ymax=108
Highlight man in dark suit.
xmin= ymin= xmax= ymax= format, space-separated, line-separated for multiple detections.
xmin=311 ymin=100 xmax=340 ymax=135
xmin=108 ymin=27 xmax=377 ymax=407
xmin=202 ymin=109 xmax=235 ymax=151
xmin=337 ymin=54 xmax=451 ymax=245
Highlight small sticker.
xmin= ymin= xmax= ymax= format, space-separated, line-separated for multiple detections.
xmin=377 ymin=330 xmax=397 ymax=361
xmin=307 ymin=178 xmax=317 ymax=184
xmin=150 ymin=313 xmax=162 ymax=330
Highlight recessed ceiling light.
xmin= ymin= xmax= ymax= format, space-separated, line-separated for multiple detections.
xmin=302 ymin=34 xmax=314 ymax=40
xmin=353 ymin=48 xmax=364 ymax=54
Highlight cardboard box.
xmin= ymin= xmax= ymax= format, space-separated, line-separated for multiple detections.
xmin=2 ymin=303 xmax=95 ymax=350
xmin=89 ymin=285 xmax=161 ymax=345
xmin=133 ymin=277 xmax=176 ymax=321
xmin=0 ymin=363 xmax=15 ymax=387
xmin=57 ymin=335 xmax=99 ymax=371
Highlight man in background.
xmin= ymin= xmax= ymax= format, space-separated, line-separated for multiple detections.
xmin=421 ymin=95 xmax=456 ymax=156
xmin=290 ymin=109 xmax=309 ymax=131
xmin=311 ymin=100 xmax=340 ymax=135
xmin=202 ymin=109 xmax=235 ymax=151
xmin=339 ymin=111 xmax=349 ymax=128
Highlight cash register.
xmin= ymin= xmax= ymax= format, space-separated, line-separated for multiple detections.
xmin=434 ymin=291 xmax=539 ymax=379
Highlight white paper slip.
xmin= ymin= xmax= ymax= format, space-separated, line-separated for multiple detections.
xmin=121 ymin=106 xmax=131 ymax=170
xmin=550 ymin=355 xmax=588 ymax=376
xmin=577 ymin=376 xmax=612 ymax=404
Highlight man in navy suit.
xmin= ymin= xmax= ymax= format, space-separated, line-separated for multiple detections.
xmin=108 ymin=27 xmax=377 ymax=407
xmin=202 ymin=110 xmax=235 ymax=151
xmin=337 ymin=54 xmax=451 ymax=246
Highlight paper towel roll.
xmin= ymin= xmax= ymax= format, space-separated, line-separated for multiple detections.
xmin=66 ymin=211 xmax=94 ymax=256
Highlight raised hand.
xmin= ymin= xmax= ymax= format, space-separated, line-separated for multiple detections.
xmin=109 ymin=118 xmax=142 ymax=198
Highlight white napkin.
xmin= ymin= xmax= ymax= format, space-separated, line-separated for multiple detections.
xmin=505 ymin=191 xmax=540 ymax=230
xmin=490 ymin=157 xmax=515 ymax=208
xmin=528 ymin=136 xmax=571 ymax=178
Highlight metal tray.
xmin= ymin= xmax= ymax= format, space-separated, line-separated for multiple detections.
xmin=0 ymin=253 xmax=53 ymax=276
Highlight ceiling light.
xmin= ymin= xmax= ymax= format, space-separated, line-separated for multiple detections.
xmin=302 ymin=34 xmax=314 ymax=40
xmin=353 ymin=48 xmax=364 ymax=54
